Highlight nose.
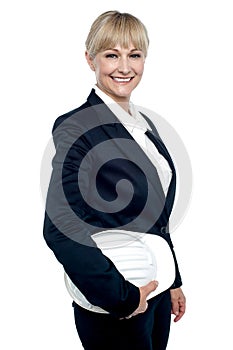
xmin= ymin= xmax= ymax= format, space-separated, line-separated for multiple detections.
xmin=117 ymin=57 xmax=131 ymax=75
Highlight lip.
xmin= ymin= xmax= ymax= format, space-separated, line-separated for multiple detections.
xmin=111 ymin=76 xmax=134 ymax=83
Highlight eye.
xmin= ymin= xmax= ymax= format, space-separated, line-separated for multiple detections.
xmin=130 ymin=53 xmax=142 ymax=59
xmin=106 ymin=54 xmax=118 ymax=59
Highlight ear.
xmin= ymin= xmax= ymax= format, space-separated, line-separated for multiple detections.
xmin=85 ymin=51 xmax=95 ymax=71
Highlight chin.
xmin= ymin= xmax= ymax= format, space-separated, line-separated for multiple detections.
xmin=115 ymin=88 xmax=133 ymax=98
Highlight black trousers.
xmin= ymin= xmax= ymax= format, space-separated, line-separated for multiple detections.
xmin=72 ymin=290 xmax=171 ymax=350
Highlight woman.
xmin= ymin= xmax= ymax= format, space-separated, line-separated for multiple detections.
xmin=43 ymin=10 xmax=186 ymax=350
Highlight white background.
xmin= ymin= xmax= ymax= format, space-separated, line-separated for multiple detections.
xmin=1 ymin=1 xmax=233 ymax=349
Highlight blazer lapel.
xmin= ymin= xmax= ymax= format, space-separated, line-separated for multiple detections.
xmin=145 ymin=129 xmax=176 ymax=219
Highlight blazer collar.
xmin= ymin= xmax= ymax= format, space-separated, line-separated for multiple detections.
xmin=87 ymin=88 xmax=106 ymax=107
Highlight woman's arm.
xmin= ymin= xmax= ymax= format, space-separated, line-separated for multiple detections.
xmin=43 ymin=115 xmax=140 ymax=318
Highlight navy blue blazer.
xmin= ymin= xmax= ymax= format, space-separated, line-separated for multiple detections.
xmin=43 ymin=89 xmax=182 ymax=319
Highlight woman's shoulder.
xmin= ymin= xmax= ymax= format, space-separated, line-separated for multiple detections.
xmin=52 ymin=100 xmax=91 ymax=132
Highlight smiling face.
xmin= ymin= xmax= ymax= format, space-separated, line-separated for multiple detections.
xmin=86 ymin=44 xmax=145 ymax=104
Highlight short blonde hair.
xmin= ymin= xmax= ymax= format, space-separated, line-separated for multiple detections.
xmin=85 ymin=11 xmax=149 ymax=58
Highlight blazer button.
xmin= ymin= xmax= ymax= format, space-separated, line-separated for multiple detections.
xmin=160 ymin=226 xmax=167 ymax=234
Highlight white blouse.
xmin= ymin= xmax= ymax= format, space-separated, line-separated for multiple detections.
xmin=94 ymin=86 xmax=172 ymax=196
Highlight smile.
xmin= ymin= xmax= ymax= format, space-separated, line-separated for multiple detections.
xmin=111 ymin=77 xmax=134 ymax=82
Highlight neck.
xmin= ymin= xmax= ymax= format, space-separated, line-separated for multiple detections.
xmin=95 ymin=84 xmax=131 ymax=114
xmin=117 ymin=101 xmax=130 ymax=114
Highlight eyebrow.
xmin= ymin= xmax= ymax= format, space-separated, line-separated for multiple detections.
xmin=105 ymin=48 xmax=142 ymax=52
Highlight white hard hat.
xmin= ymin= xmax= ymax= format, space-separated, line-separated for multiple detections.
xmin=64 ymin=230 xmax=175 ymax=313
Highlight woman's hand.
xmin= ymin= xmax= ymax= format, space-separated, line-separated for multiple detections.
xmin=124 ymin=280 xmax=158 ymax=319
xmin=170 ymin=287 xmax=186 ymax=322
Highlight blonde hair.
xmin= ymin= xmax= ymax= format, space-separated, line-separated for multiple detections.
xmin=85 ymin=11 xmax=149 ymax=58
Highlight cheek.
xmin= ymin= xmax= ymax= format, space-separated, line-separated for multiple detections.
xmin=139 ymin=62 xmax=145 ymax=75
xmin=104 ymin=62 xmax=117 ymax=74
xmin=96 ymin=66 xmax=114 ymax=80
xmin=94 ymin=66 xmax=106 ymax=81
xmin=134 ymin=61 xmax=145 ymax=76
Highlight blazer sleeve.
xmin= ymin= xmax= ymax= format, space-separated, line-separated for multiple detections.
xmin=43 ymin=116 xmax=140 ymax=319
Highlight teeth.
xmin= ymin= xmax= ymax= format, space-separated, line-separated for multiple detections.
xmin=113 ymin=77 xmax=132 ymax=82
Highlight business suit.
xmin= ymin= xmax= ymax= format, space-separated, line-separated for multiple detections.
xmin=43 ymin=89 xmax=182 ymax=349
